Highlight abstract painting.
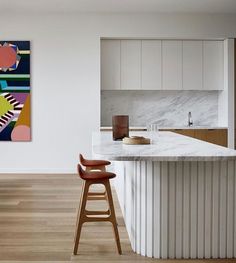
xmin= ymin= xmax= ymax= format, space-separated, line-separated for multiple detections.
xmin=0 ymin=41 xmax=30 ymax=141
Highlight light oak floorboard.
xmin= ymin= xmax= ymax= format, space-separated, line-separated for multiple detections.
xmin=0 ymin=173 xmax=235 ymax=262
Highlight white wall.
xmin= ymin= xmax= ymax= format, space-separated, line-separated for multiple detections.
xmin=0 ymin=13 xmax=236 ymax=173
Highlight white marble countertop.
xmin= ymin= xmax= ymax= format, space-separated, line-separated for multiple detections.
xmin=100 ymin=126 xmax=227 ymax=130
xmin=92 ymin=131 xmax=236 ymax=161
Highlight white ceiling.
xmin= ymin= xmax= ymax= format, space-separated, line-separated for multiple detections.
xmin=1 ymin=0 xmax=236 ymax=14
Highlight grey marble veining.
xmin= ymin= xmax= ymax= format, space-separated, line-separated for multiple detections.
xmin=101 ymin=90 xmax=219 ymax=127
xmin=92 ymin=131 xmax=236 ymax=161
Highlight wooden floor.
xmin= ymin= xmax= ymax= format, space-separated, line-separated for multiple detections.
xmin=0 ymin=173 xmax=235 ymax=263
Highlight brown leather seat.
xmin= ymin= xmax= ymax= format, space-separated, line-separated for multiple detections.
xmin=79 ymin=154 xmax=111 ymax=167
xmin=77 ymin=164 xmax=116 ymax=180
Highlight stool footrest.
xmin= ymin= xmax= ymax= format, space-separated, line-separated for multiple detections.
xmin=84 ymin=216 xmax=112 ymax=222
xmin=88 ymin=191 xmax=106 ymax=196
xmin=85 ymin=210 xmax=110 ymax=216
xmin=87 ymin=196 xmax=106 ymax=200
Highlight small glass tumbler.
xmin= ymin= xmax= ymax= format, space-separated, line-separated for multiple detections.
xmin=147 ymin=124 xmax=159 ymax=143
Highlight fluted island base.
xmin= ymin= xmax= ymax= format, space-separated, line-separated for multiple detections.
xmin=113 ymin=160 xmax=236 ymax=259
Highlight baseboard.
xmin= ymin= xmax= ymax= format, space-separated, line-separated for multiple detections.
xmin=0 ymin=168 xmax=76 ymax=174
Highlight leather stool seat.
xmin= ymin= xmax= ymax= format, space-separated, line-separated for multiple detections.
xmin=78 ymin=164 xmax=116 ymax=180
xmin=79 ymin=154 xmax=111 ymax=171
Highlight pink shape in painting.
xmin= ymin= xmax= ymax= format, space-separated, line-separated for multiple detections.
xmin=11 ymin=125 xmax=31 ymax=141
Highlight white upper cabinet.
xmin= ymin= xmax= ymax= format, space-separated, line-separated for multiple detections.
xmin=120 ymin=40 xmax=141 ymax=90
xmin=203 ymin=41 xmax=224 ymax=90
xmin=101 ymin=39 xmax=224 ymax=91
xmin=141 ymin=40 xmax=162 ymax=90
xmin=183 ymin=41 xmax=203 ymax=90
xmin=101 ymin=40 xmax=121 ymax=90
xmin=162 ymin=40 xmax=182 ymax=90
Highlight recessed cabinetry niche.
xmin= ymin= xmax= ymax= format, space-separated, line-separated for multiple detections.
xmin=101 ymin=39 xmax=224 ymax=90
xmin=160 ymin=129 xmax=228 ymax=147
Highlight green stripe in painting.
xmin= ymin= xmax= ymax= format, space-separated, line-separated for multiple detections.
xmin=0 ymin=74 xmax=30 ymax=80
xmin=0 ymin=74 xmax=30 ymax=78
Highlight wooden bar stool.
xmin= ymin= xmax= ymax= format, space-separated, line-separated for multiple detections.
xmin=79 ymin=154 xmax=111 ymax=172
xmin=73 ymin=164 xmax=122 ymax=255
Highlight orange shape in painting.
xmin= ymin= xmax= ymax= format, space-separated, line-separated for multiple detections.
xmin=0 ymin=46 xmax=17 ymax=68
xmin=15 ymin=95 xmax=31 ymax=127
xmin=11 ymin=125 xmax=31 ymax=141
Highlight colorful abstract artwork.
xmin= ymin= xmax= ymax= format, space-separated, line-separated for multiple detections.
xmin=0 ymin=41 xmax=30 ymax=141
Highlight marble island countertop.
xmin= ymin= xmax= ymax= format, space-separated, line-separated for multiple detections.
xmin=100 ymin=126 xmax=228 ymax=130
xmin=93 ymin=131 xmax=236 ymax=161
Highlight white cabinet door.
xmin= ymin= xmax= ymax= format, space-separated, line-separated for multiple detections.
xmin=162 ymin=40 xmax=182 ymax=90
xmin=183 ymin=41 xmax=203 ymax=90
xmin=121 ymin=40 xmax=141 ymax=90
xmin=141 ymin=40 xmax=162 ymax=90
xmin=101 ymin=40 xmax=120 ymax=90
xmin=203 ymin=41 xmax=224 ymax=90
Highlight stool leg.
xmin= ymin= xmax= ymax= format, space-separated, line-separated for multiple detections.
xmin=73 ymin=181 xmax=90 ymax=255
xmin=75 ymin=181 xmax=85 ymax=228
xmin=104 ymin=180 xmax=122 ymax=254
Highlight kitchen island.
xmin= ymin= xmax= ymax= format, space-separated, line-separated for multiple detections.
xmin=92 ymin=131 xmax=236 ymax=259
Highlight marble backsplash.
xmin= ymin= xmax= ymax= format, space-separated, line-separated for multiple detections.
xmin=101 ymin=90 xmax=219 ymax=127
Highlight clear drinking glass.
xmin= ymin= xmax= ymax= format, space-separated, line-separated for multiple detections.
xmin=147 ymin=123 xmax=159 ymax=143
